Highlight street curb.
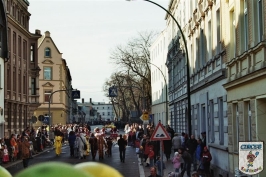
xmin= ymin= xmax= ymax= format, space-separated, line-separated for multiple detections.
xmin=2 ymin=145 xmax=59 ymax=169
xmin=138 ymin=155 xmax=145 ymax=177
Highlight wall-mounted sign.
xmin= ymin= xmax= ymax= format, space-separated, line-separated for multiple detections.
xmin=239 ymin=142 xmax=263 ymax=175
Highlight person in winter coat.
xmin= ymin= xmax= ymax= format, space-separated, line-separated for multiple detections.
xmin=172 ymin=133 xmax=182 ymax=153
xmin=196 ymin=138 xmax=203 ymax=169
xmin=89 ymin=133 xmax=98 ymax=160
xmin=155 ymin=156 xmax=165 ymax=177
xmin=178 ymin=147 xmax=192 ymax=177
xmin=20 ymin=136 xmax=30 ymax=168
xmin=68 ymin=131 xmax=76 ymax=157
xmin=77 ymin=133 xmax=87 ymax=159
xmin=97 ymin=134 xmax=107 ymax=160
xmin=146 ymin=147 xmax=155 ymax=167
xmin=201 ymin=146 xmax=212 ymax=177
xmin=172 ymin=151 xmax=182 ymax=173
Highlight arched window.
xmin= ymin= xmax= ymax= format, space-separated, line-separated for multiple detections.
xmin=44 ymin=47 xmax=51 ymax=57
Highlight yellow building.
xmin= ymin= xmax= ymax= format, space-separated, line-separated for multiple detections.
xmin=222 ymin=0 xmax=266 ymax=176
xmin=33 ymin=31 xmax=72 ymax=128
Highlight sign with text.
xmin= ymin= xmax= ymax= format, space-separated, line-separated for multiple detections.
xmin=239 ymin=142 xmax=263 ymax=175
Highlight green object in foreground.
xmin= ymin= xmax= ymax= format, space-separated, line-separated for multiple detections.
xmin=14 ymin=162 xmax=93 ymax=177
xmin=0 ymin=165 xmax=12 ymax=177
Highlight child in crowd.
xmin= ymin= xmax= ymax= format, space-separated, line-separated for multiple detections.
xmin=2 ymin=145 xmax=9 ymax=163
xmin=155 ymin=156 xmax=165 ymax=176
xmin=172 ymin=151 xmax=182 ymax=173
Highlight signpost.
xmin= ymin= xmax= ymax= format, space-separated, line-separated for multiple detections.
xmin=109 ymin=86 xmax=118 ymax=97
xmin=150 ymin=122 xmax=171 ymax=177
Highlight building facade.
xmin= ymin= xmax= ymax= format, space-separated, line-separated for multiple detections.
xmin=166 ymin=0 xmax=228 ymax=176
xmin=0 ymin=0 xmax=8 ymax=137
xmin=34 ymin=31 xmax=72 ymax=127
xmin=4 ymin=0 xmax=41 ymax=137
xmin=223 ymin=0 xmax=266 ymax=176
xmin=150 ymin=29 xmax=169 ymax=126
xmin=92 ymin=102 xmax=114 ymax=122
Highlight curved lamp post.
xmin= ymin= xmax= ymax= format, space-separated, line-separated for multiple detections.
xmin=148 ymin=62 xmax=168 ymax=125
xmin=127 ymin=0 xmax=191 ymax=135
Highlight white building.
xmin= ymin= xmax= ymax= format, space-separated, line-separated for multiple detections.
xmin=150 ymin=28 xmax=169 ymax=126
xmin=92 ymin=102 xmax=114 ymax=121
xmin=165 ymin=0 xmax=228 ymax=176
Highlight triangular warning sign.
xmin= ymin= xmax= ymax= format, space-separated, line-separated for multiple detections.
xmin=73 ymin=92 xmax=79 ymax=98
xmin=150 ymin=122 xmax=171 ymax=141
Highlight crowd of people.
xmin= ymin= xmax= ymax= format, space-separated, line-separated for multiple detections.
xmin=126 ymin=123 xmax=213 ymax=177
xmin=0 ymin=121 xmax=213 ymax=177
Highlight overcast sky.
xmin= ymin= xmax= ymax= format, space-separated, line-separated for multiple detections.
xmin=29 ymin=0 xmax=169 ymax=103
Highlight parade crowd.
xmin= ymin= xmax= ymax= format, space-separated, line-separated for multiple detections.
xmin=0 ymin=122 xmax=212 ymax=177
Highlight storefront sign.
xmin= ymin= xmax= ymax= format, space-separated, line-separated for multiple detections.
xmin=239 ymin=142 xmax=263 ymax=175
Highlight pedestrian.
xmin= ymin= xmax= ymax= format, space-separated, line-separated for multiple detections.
xmin=118 ymin=134 xmax=127 ymax=163
xmin=201 ymin=132 xmax=206 ymax=148
xmin=195 ymin=139 xmax=203 ymax=169
xmin=201 ymin=146 xmax=212 ymax=177
xmin=97 ymin=134 xmax=107 ymax=160
xmin=186 ymin=134 xmax=198 ymax=171
xmin=77 ymin=132 xmax=86 ymax=159
xmin=145 ymin=147 xmax=155 ymax=167
xmin=172 ymin=151 xmax=181 ymax=173
xmin=178 ymin=148 xmax=192 ymax=177
xmin=106 ymin=137 xmax=113 ymax=157
xmin=54 ymin=129 xmax=63 ymax=156
xmin=89 ymin=133 xmax=98 ymax=160
xmin=155 ymin=156 xmax=165 ymax=176
xmin=148 ymin=166 xmax=161 ymax=177
xmin=2 ymin=145 xmax=9 ymax=164
xmin=20 ymin=136 xmax=30 ymax=168
xmin=68 ymin=130 xmax=76 ymax=157
xmin=172 ymin=133 xmax=181 ymax=153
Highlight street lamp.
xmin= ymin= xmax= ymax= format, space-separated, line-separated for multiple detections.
xmin=127 ymin=0 xmax=191 ymax=135
xmin=148 ymin=62 xmax=168 ymax=125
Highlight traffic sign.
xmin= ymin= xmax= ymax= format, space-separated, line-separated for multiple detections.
xmin=43 ymin=116 xmax=50 ymax=124
xmin=150 ymin=122 xmax=171 ymax=141
xmin=72 ymin=90 xmax=80 ymax=99
xmin=142 ymin=113 xmax=149 ymax=120
xmin=109 ymin=87 xmax=117 ymax=97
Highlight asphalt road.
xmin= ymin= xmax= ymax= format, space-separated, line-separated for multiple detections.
xmin=5 ymin=125 xmax=141 ymax=177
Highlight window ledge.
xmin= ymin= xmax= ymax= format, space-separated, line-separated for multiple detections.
xmin=208 ymin=143 xmax=228 ymax=151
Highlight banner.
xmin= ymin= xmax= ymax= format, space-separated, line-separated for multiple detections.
xmin=239 ymin=142 xmax=263 ymax=175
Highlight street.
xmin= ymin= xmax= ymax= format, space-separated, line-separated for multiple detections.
xmin=5 ymin=126 xmax=141 ymax=177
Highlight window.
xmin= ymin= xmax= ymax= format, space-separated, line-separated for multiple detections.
xmin=108 ymin=112 xmax=110 ymax=116
xmin=210 ymin=100 xmax=215 ymax=143
xmin=45 ymin=47 xmax=51 ymax=57
xmin=44 ymin=67 xmax=52 ymax=80
xmin=30 ymin=44 xmax=35 ymax=62
xmin=244 ymin=101 xmax=252 ymax=141
xmin=23 ymin=75 xmax=26 ymax=94
xmin=257 ymin=0 xmax=263 ymax=42
xmin=18 ymin=36 xmax=21 ymax=57
xmin=23 ymin=40 xmax=27 ymax=60
xmin=219 ymin=98 xmax=224 ymax=145
xmin=44 ymin=90 xmax=52 ymax=102
xmin=102 ymin=112 xmax=105 ymax=116
xmin=243 ymin=0 xmax=248 ymax=51
xmin=216 ymin=9 xmax=221 ymax=54
xmin=233 ymin=103 xmax=239 ymax=152
xmin=13 ymin=69 xmax=16 ymax=92
xmin=31 ymin=78 xmax=36 ymax=95
xmin=230 ymin=10 xmax=236 ymax=58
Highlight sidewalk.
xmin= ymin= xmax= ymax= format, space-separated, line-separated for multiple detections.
xmin=1 ymin=144 xmax=58 ymax=169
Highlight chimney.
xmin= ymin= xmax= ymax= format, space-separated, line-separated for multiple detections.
xmin=82 ymin=98 xmax=84 ymax=103
xmin=35 ymin=29 xmax=41 ymax=35
xmin=90 ymin=98 xmax=92 ymax=103
xmin=45 ymin=31 xmax=50 ymax=37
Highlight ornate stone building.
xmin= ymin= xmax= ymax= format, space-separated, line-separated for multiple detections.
xmin=223 ymin=0 xmax=266 ymax=176
xmin=34 ymin=31 xmax=72 ymax=127
xmin=4 ymin=0 xmax=41 ymax=136
xmin=0 ymin=0 xmax=8 ymax=137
